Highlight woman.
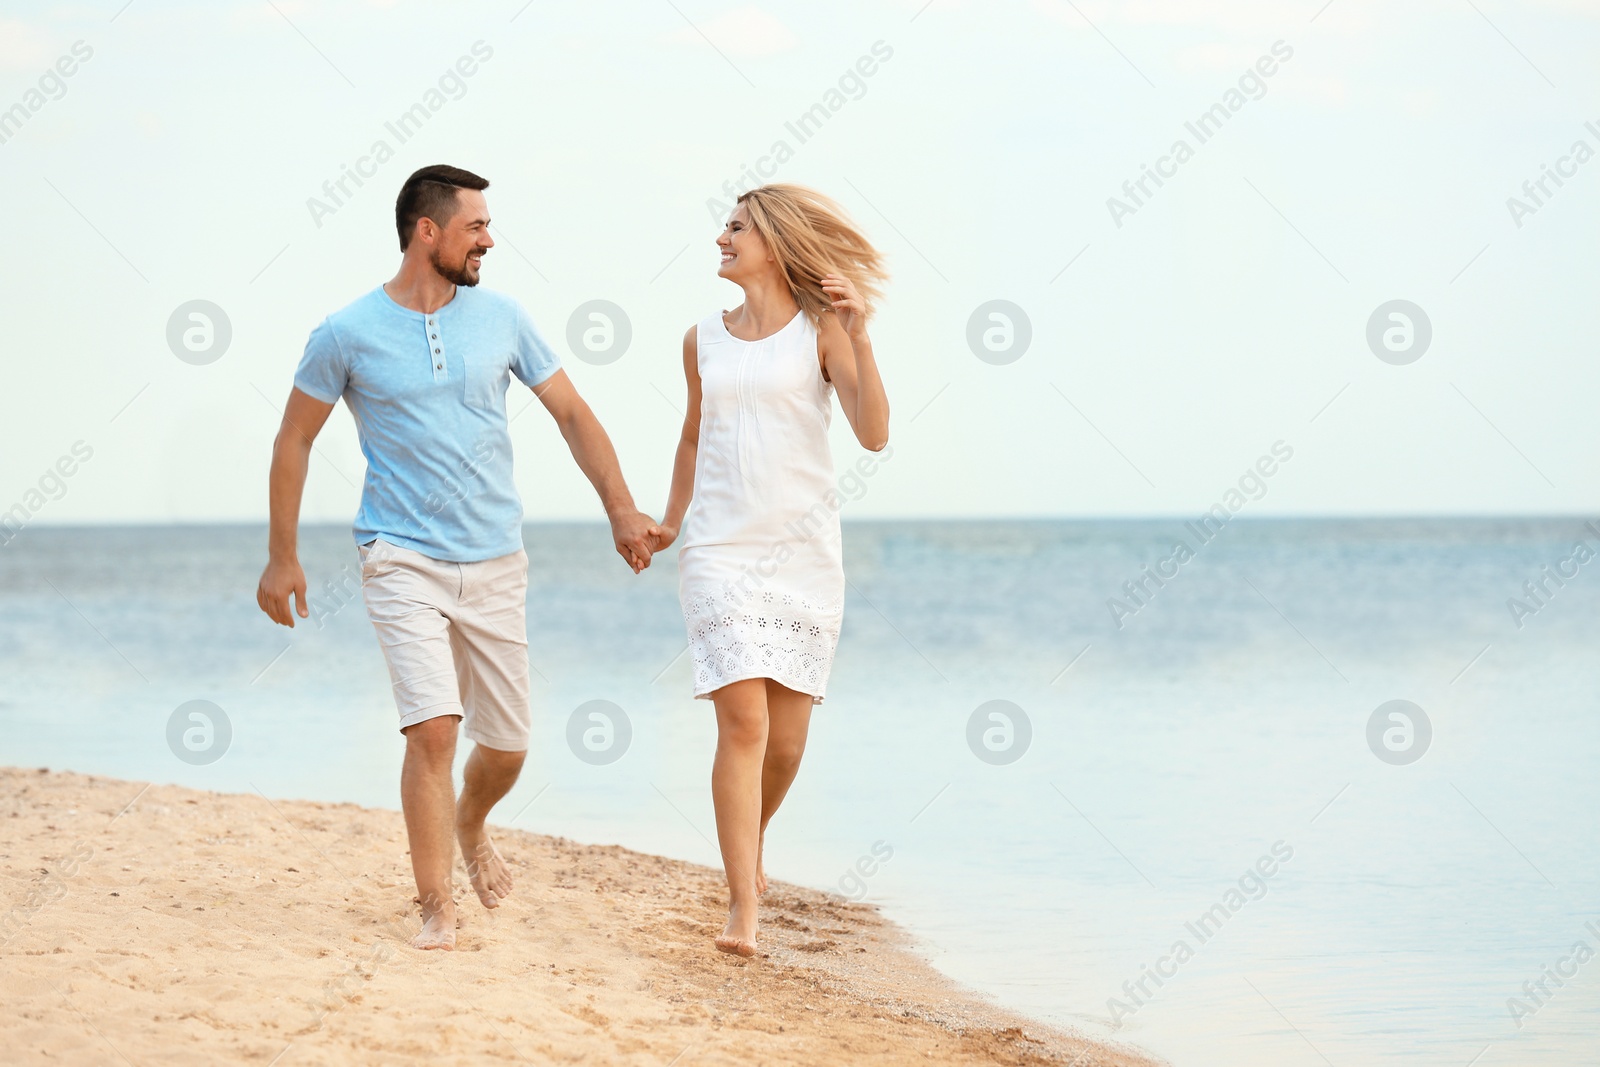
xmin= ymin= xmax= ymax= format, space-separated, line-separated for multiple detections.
xmin=647 ymin=184 xmax=890 ymax=957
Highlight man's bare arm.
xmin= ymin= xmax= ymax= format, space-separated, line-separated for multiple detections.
xmin=258 ymin=387 xmax=336 ymax=626
xmin=531 ymin=369 xmax=656 ymax=572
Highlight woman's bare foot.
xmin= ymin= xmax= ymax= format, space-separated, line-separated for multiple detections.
xmin=412 ymin=903 xmax=456 ymax=950
xmin=714 ymin=901 xmax=759 ymax=957
xmin=457 ymin=822 xmax=513 ymax=909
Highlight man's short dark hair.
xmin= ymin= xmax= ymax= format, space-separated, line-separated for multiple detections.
xmin=395 ymin=165 xmax=489 ymax=252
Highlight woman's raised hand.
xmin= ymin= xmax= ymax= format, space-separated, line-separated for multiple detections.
xmin=820 ymin=273 xmax=867 ymax=341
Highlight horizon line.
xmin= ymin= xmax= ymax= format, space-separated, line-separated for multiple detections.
xmin=9 ymin=511 xmax=1598 ymax=531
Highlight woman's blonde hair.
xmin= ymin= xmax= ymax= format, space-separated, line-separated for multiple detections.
xmin=734 ymin=184 xmax=888 ymax=324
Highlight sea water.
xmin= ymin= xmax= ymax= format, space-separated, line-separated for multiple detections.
xmin=2 ymin=519 xmax=1596 ymax=1065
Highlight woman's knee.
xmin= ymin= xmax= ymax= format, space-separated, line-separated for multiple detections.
xmin=763 ymin=737 xmax=805 ymax=776
xmin=714 ymin=685 xmax=768 ymax=748
xmin=720 ymin=712 xmax=767 ymax=750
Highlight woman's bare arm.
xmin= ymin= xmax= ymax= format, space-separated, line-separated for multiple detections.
xmin=817 ymin=274 xmax=889 ymax=452
xmin=648 ymin=326 xmax=703 ymax=550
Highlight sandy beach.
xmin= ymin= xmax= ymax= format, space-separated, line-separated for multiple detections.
xmin=0 ymin=767 xmax=1158 ymax=1066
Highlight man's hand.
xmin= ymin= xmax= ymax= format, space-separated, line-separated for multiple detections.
xmin=257 ymin=555 xmax=309 ymax=627
xmin=611 ymin=510 xmax=656 ymax=573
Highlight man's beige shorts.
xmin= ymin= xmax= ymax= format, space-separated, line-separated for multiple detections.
xmin=358 ymin=537 xmax=531 ymax=750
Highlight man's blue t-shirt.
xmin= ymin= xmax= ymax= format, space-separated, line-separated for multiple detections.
xmin=293 ymin=283 xmax=561 ymax=562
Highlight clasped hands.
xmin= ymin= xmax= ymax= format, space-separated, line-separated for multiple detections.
xmin=611 ymin=512 xmax=681 ymax=574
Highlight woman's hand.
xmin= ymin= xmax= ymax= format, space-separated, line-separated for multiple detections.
xmin=646 ymin=521 xmax=679 ymax=553
xmin=821 ymin=273 xmax=868 ymax=343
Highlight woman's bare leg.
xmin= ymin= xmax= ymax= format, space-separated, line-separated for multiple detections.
xmin=710 ymin=678 xmax=768 ymax=955
xmin=756 ymin=680 xmax=813 ymax=894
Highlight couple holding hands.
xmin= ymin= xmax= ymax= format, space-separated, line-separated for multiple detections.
xmin=255 ymin=164 xmax=890 ymax=956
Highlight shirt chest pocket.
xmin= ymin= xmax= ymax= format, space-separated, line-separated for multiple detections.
xmin=463 ymin=350 xmax=508 ymax=411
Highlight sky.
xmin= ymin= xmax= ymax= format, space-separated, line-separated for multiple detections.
xmin=1 ymin=0 xmax=1597 ymax=525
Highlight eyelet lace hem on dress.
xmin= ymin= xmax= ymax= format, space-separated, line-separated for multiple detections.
xmin=682 ymin=587 xmax=843 ymax=703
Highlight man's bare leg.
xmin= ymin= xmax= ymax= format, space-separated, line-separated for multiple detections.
xmin=400 ymin=715 xmax=460 ymax=950
xmin=455 ymin=742 xmax=525 ymax=909
xmin=756 ymin=680 xmax=813 ymax=895
xmin=710 ymin=678 xmax=767 ymax=956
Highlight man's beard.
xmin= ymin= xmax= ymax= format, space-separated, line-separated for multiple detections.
xmin=430 ymin=247 xmax=481 ymax=287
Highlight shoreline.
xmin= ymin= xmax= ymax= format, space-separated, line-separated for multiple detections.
xmin=1 ymin=766 xmax=1161 ymax=1066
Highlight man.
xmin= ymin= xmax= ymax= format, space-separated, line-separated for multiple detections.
xmin=256 ymin=163 xmax=655 ymax=949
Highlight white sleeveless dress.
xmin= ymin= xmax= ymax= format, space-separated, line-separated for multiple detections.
xmin=677 ymin=308 xmax=844 ymax=704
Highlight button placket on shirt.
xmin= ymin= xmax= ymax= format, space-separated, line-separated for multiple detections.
xmin=428 ymin=314 xmax=446 ymax=382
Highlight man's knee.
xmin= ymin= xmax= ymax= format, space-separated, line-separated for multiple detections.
xmin=473 ymin=743 xmax=526 ymax=776
xmin=404 ymin=714 xmax=460 ymax=763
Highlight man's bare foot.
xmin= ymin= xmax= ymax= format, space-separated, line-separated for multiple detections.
xmin=755 ymin=831 xmax=768 ymax=895
xmin=412 ymin=905 xmax=456 ymax=950
xmin=457 ymin=822 xmax=513 ymax=909
xmin=715 ymin=901 xmax=758 ymax=957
